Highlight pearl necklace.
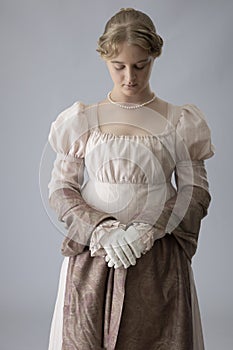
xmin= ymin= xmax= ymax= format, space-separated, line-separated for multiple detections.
xmin=107 ymin=91 xmax=156 ymax=110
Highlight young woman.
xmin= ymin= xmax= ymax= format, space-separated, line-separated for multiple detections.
xmin=47 ymin=8 xmax=214 ymax=350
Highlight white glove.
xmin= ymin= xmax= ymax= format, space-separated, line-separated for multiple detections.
xmin=99 ymin=227 xmax=140 ymax=269
xmin=90 ymin=219 xmax=125 ymax=257
xmin=90 ymin=220 xmax=155 ymax=269
xmin=105 ymin=223 xmax=155 ymax=269
xmin=104 ymin=225 xmax=147 ymax=269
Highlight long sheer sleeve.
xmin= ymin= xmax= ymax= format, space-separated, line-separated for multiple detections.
xmin=154 ymin=104 xmax=215 ymax=260
xmin=129 ymin=104 xmax=215 ymax=261
xmin=48 ymin=101 xmax=116 ymax=256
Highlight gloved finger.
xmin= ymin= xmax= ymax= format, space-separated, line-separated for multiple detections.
xmin=105 ymin=254 xmax=123 ymax=268
xmin=111 ymin=244 xmax=131 ymax=269
xmin=105 ymin=239 xmax=128 ymax=266
xmin=105 ymin=254 xmax=111 ymax=263
xmin=105 ymin=253 xmax=121 ymax=268
xmin=128 ymin=240 xmax=145 ymax=259
xmin=119 ymin=240 xmax=137 ymax=266
xmin=104 ymin=247 xmax=119 ymax=266
xmin=106 ymin=257 xmax=123 ymax=269
xmin=113 ymin=241 xmax=136 ymax=268
xmin=107 ymin=259 xmax=115 ymax=268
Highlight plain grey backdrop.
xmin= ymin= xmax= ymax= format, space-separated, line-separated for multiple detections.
xmin=1 ymin=0 xmax=232 ymax=349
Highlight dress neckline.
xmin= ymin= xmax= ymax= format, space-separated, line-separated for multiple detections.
xmin=91 ymin=101 xmax=174 ymax=139
xmin=91 ymin=128 xmax=160 ymax=139
xmin=78 ymin=102 xmax=177 ymax=140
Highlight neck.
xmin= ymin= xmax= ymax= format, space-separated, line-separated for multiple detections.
xmin=110 ymin=87 xmax=154 ymax=104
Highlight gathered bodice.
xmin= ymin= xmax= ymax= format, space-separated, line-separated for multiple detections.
xmin=48 ymin=99 xmax=215 ymax=225
xmin=80 ymin=104 xmax=179 ymax=224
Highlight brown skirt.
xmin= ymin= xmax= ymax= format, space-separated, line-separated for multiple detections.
xmin=62 ymin=234 xmax=204 ymax=350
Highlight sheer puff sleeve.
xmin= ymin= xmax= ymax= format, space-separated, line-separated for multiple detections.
xmin=48 ymin=101 xmax=116 ymax=256
xmin=175 ymin=104 xmax=215 ymax=192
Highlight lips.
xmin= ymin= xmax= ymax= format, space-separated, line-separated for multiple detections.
xmin=124 ymin=84 xmax=137 ymax=88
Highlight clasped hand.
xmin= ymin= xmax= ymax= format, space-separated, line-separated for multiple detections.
xmin=99 ymin=225 xmax=146 ymax=269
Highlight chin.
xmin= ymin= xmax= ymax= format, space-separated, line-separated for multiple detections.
xmin=122 ymin=86 xmax=140 ymax=95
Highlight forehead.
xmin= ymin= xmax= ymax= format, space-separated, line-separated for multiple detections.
xmin=111 ymin=42 xmax=150 ymax=63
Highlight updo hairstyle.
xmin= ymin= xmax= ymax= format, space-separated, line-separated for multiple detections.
xmin=96 ymin=8 xmax=164 ymax=60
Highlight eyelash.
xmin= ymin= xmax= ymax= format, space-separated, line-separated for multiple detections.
xmin=114 ymin=65 xmax=146 ymax=71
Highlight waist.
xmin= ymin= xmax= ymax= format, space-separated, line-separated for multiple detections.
xmin=81 ymin=180 xmax=176 ymax=224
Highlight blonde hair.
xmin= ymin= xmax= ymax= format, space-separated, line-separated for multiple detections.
xmin=96 ymin=8 xmax=164 ymax=60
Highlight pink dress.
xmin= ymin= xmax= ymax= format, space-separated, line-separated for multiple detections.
xmin=47 ymin=99 xmax=214 ymax=349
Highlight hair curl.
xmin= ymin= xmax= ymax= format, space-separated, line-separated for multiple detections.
xmin=96 ymin=8 xmax=164 ymax=60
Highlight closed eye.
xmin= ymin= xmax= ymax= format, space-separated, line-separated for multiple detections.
xmin=135 ymin=65 xmax=146 ymax=70
xmin=114 ymin=65 xmax=146 ymax=71
xmin=114 ymin=66 xmax=125 ymax=70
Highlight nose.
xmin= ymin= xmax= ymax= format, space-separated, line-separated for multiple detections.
xmin=125 ymin=67 xmax=136 ymax=84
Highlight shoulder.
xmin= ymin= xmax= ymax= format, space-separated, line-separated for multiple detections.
xmin=48 ymin=100 xmax=89 ymax=157
xmin=161 ymin=101 xmax=213 ymax=134
xmin=174 ymin=103 xmax=214 ymax=143
xmin=173 ymin=103 xmax=215 ymax=160
xmin=50 ymin=100 xmax=86 ymax=128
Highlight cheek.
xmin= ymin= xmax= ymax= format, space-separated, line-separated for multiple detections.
xmin=110 ymin=69 xmax=122 ymax=83
xmin=141 ymin=66 xmax=153 ymax=81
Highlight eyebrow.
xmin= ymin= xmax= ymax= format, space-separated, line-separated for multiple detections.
xmin=110 ymin=58 xmax=150 ymax=64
